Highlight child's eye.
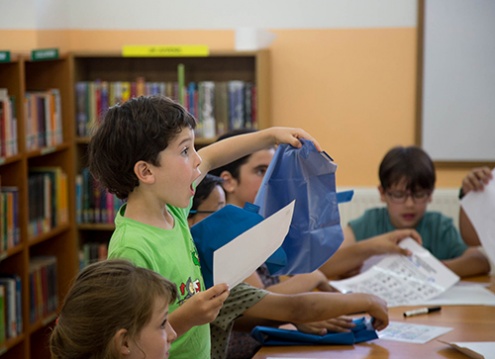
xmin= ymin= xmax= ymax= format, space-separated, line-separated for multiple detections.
xmin=160 ymin=319 xmax=167 ymax=328
xmin=182 ymin=147 xmax=189 ymax=156
xmin=255 ymin=168 xmax=267 ymax=177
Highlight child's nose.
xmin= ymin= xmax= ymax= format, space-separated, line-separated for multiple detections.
xmin=167 ymin=323 xmax=177 ymax=343
xmin=404 ymin=194 xmax=415 ymax=205
xmin=195 ymin=150 xmax=202 ymax=168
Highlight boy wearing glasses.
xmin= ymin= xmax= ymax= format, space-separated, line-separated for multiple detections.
xmin=321 ymin=146 xmax=489 ymax=279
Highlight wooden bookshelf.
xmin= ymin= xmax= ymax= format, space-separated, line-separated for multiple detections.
xmin=0 ymin=50 xmax=270 ymax=356
xmin=70 ymin=50 xmax=271 ymax=264
xmin=0 ymin=54 xmax=78 ymax=359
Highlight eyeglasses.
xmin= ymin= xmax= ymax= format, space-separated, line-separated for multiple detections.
xmin=386 ymin=190 xmax=431 ymax=204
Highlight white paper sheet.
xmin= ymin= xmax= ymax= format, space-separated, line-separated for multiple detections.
xmin=378 ymin=321 xmax=452 ymax=344
xmin=439 ymin=341 xmax=495 ymax=359
xmin=213 ymin=200 xmax=295 ymax=288
xmin=461 ymin=168 xmax=495 ymax=267
xmin=409 ymin=284 xmax=495 ymax=306
xmin=330 ymin=238 xmax=460 ymax=307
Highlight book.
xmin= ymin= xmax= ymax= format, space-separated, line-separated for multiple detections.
xmin=75 ymin=82 xmax=89 ymax=137
xmin=29 ymin=167 xmax=68 ymax=230
xmin=0 ymin=277 xmax=18 ymax=338
xmin=0 ymin=285 xmax=5 ymax=344
xmin=228 ymin=81 xmax=245 ymax=130
xmin=0 ymin=274 xmax=22 ymax=336
xmin=199 ymin=81 xmax=216 ymax=139
xmin=0 ymin=187 xmax=20 ymax=250
xmin=214 ymin=82 xmax=229 ymax=135
xmin=29 ymin=256 xmax=58 ymax=323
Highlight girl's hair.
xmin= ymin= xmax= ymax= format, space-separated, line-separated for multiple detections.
xmin=189 ymin=174 xmax=224 ymax=218
xmin=88 ymin=95 xmax=197 ymax=199
xmin=379 ymin=145 xmax=436 ymax=191
xmin=209 ymin=128 xmax=258 ymax=180
xmin=50 ymin=259 xmax=177 ymax=359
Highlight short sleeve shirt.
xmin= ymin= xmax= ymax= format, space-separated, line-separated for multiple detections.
xmin=349 ymin=208 xmax=467 ymax=260
xmin=108 ymin=204 xmax=209 ymax=359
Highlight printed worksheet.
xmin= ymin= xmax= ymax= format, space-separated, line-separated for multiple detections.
xmin=378 ymin=321 xmax=452 ymax=344
xmin=329 ymin=238 xmax=460 ymax=307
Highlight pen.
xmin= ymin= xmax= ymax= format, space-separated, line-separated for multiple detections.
xmin=403 ymin=306 xmax=441 ymax=318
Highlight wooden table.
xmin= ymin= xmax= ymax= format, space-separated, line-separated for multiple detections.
xmin=253 ymin=276 xmax=495 ymax=359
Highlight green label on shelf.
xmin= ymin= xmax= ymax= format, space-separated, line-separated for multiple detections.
xmin=0 ymin=51 xmax=10 ymax=62
xmin=31 ymin=48 xmax=59 ymax=61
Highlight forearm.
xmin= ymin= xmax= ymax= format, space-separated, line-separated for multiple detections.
xmin=443 ymin=247 xmax=491 ymax=278
xmin=459 ymin=208 xmax=481 ymax=246
xmin=198 ymin=129 xmax=276 ymax=174
xmin=168 ymin=306 xmax=195 ymax=337
xmin=266 ymin=272 xmax=326 ymax=294
xmin=320 ymin=241 xmax=376 ymax=279
xmin=245 ymin=292 xmax=372 ymax=324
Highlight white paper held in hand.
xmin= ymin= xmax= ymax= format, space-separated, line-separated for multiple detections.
xmin=461 ymin=168 xmax=495 ymax=268
xmin=329 ymin=238 xmax=460 ymax=307
xmin=213 ymin=200 xmax=295 ymax=288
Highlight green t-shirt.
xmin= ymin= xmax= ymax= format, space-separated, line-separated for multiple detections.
xmin=349 ymin=207 xmax=467 ymax=260
xmin=108 ymin=204 xmax=209 ymax=359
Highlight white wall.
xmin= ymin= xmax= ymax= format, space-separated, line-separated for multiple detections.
xmin=421 ymin=0 xmax=495 ymax=162
xmin=0 ymin=0 xmax=417 ymax=30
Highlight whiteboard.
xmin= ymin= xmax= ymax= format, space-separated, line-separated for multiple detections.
xmin=421 ymin=0 xmax=495 ymax=162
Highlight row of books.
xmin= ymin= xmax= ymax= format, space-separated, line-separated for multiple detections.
xmin=28 ymin=167 xmax=68 ymax=238
xmin=187 ymin=80 xmax=257 ymax=139
xmin=76 ymin=168 xmax=124 ymax=224
xmin=0 ymin=89 xmax=18 ymax=159
xmin=75 ymin=79 xmax=257 ymax=139
xmin=29 ymin=256 xmax=58 ymax=325
xmin=0 ymin=274 xmax=22 ymax=344
xmin=0 ymin=186 xmax=20 ymax=252
xmin=79 ymin=242 xmax=108 ymax=269
xmin=25 ymin=89 xmax=64 ymax=151
xmin=75 ymin=79 xmax=181 ymax=138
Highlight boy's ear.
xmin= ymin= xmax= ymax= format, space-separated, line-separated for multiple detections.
xmin=428 ymin=189 xmax=434 ymax=203
xmin=113 ymin=328 xmax=131 ymax=356
xmin=134 ymin=160 xmax=154 ymax=184
xmin=219 ymin=171 xmax=237 ymax=193
xmin=378 ymin=185 xmax=387 ymax=202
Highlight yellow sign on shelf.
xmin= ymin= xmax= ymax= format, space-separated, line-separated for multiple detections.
xmin=122 ymin=45 xmax=209 ymax=57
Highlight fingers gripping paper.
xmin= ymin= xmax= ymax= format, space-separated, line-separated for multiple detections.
xmin=254 ymin=140 xmax=343 ymax=275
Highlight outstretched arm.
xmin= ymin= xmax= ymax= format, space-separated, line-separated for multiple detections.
xmin=265 ymin=270 xmax=334 ymax=294
xmin=197 ymin=127 xmax=321 ymax=184
xmin=242 ymin=290 xmax=388 ymax=331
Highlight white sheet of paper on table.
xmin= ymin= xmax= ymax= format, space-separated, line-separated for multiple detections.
xmin=439 ymin=340 xmax=495 ymax=359
xmin=461 ymin=168 xmax=495 ymax=267
xmin=213 ymin=200 xmax=295 ymax=288
xmin=378 ymin=321 xmax=452 ymax=344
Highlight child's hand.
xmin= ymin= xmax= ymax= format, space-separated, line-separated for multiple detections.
xmin=295 ymin=316 xmax=356 ymax=335
xmin=368 ymin=229 xmax=422 ymax=256
xmin=462 ymin=166 xmax=493 ymax=195
xmin=181 ymin=283 xmax=230 ymax=326
xmin=360 ymin=293 xmax=389 ymax=331
xmin=265 ymin=127 xmax=322 ymax=152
